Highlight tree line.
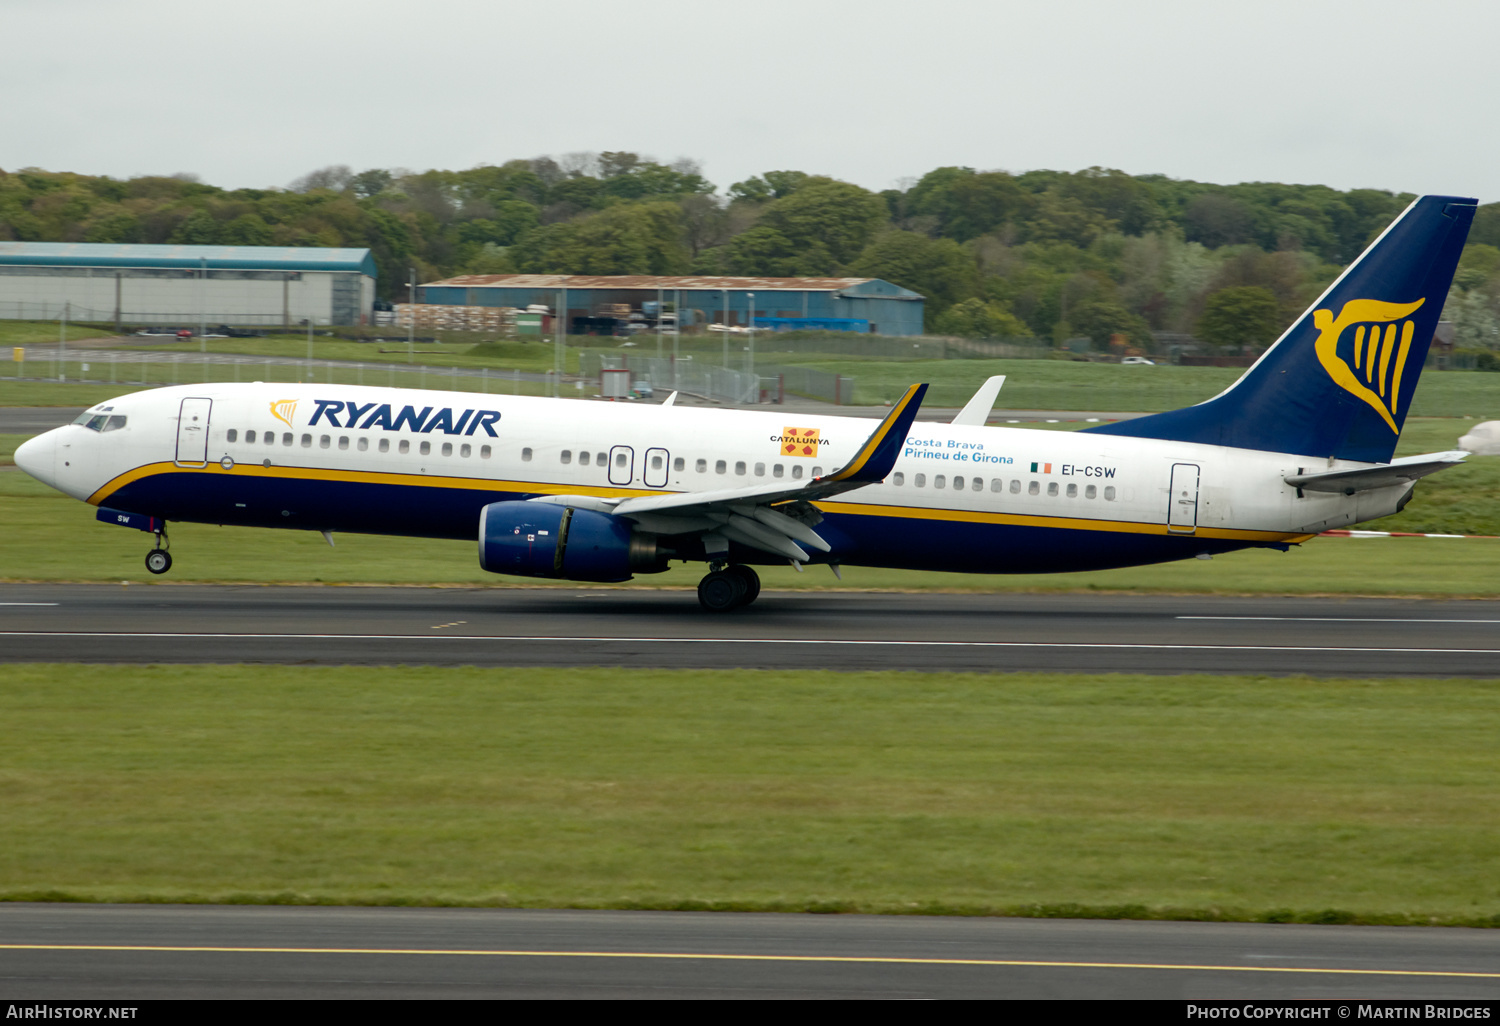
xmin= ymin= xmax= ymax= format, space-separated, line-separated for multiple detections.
xmin=2 ymin=154 xmax=1497 ymax=351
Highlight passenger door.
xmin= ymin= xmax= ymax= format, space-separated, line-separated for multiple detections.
xmin=1168 ymin=462 xmax=1200 ymax=533
xmin=175 ymin=397 xmax=212 ymax=467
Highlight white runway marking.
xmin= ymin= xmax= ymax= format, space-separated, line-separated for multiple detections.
xmin=0 ymin=602 xmax=58 ymax=606
xmin=1178 ymin=616 xmax=1500 ymax=624
xmin=1 ymin=632 xmax=1497 ymax=655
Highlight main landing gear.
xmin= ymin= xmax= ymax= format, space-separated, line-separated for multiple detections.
xmin=697 ymin=563 xmax=761 ymax=612
xmin=145 ymin=527 xmax=172 ymax=575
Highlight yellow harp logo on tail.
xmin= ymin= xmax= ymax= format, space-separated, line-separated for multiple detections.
xmin=270 ymin=399 xmax=299 ymax=427
xmin=1313 ymin=298 xmax=1425 ymax=433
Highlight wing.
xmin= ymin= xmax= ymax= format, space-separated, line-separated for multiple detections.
xmin=533 ymin=383 xmax=928 ymax=562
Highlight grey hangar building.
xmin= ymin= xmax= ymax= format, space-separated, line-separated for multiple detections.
xmin=0 ymin=242 xmax=378 ymax=329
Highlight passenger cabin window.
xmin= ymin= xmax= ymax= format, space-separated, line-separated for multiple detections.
xmin=1047 ymin=482 xmax=1059 ymax=497
xmin=892 ymin=472 xmax=904 ymax=486
xmin=715 ymin=460 xmax=726 ymax=474
xmin=952 ymin=476 xmax=962 ymax=490
xmin=1085 ymin=484 xmax=1096 ymax=499
xmin=481 ymin=445 xmax=492 ymax=459
xmin=1028 ymin=481 xmax=1039 ymax=495
xmin=419 ymin=441 xmax=431 ymax=456
xmin=283 ymin=433 xmax=293 ymax=446
xmin=246 ymin=430 xmax=256 ymax=443
xmin=1010 ymin=479 xmax=1021 ymax=494
xmin=226 ymin=429 xmax=238 ymax=442
xmin=1066 ymin=483 xmax=1077 ymax=497
xmin=399 ymin=440 xmax=410 ymax=454
xmin=972 ymin=478 xmax=982 ymax=492
xmin=441 ymin=442 xmax=453 ymax=457
xmin=338 ymin=436 xmax=349 ymax=450
xmin=935 ymin=475 xmax=946 ymax=489
xmin=734 ymin=461 xmax=746 ymax=476
xmin=578 ymin=451 xmax=590 ymax=466
xmin=791 ymin=465 xmax=804 ymax=480
xmin=991 ymin=479 xmax=1002 ymax=492
xmin=696 ymin=459 xmax=707 ymax=473
xmin=595 ymin=452 xmax=606 ymax=466
xmin=561 ymin=450 xmax=572 ymax=464
xmin=1104 ymin=486 xmax=1116 ymax=501
xmin=674 ymin=457 xmax=685 ymax=471
xmin=319 ymin=435 xmax=330 ymax=449
xmin=615 ymin=452 xmax=627 ymax=467
xmin=914 ymin=473 xmax=926 ymax=488
xmin=301 ymin=434 xmax=312 ymax=448
xmin=773 ymin=464 xmax=784 ymax=478
xmin=754 ymin=462 xmax=765 ymax=477
xmin=378 ymin=438 xmax=389 ymax=453
xmin=357 ymin=437 xmax=368 ymax=452
xmin=460 ymin=443 xmax=471 ymax=457
xmin=812 ymin=466 xmax=823 ymax=477
xmin=522 ymin=448 xmax=533 ymax=461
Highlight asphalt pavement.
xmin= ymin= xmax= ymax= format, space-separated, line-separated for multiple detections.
xmin=2 ymin=585 xmax=1498 ymax=677
xmin=2 ymin=904 xmax=1497 ymax=999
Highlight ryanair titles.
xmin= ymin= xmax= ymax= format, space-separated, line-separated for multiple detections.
xmin=306 ymin=398 xmax=502 ymax=436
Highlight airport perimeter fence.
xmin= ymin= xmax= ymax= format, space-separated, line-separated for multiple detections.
xmin=2 ymin=348 xmax=558 ymax=398
xmin=578 ymin=352 xmax=770 ymax=404
xmin=0 ymin=301 xmax=315 ymax=330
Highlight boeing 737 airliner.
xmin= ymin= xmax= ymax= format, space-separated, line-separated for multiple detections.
xmin=14 ymin=195 xmax=1478 ymax=610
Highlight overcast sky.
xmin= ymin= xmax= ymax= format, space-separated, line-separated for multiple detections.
xmin=3 ymin=0 xmax=1496 ymax=201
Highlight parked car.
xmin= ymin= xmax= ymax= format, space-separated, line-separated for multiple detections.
xmin=1121 ymin=356 xmax=1155 ymax=365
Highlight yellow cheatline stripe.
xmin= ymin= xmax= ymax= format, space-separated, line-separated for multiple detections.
xmin=825 ymin=383 xmax=922 ymax=483
xmin=818 ymin=498 xmax=1312 ymax=544
xmin=86 ymin=461 xmax=667 ymax=508
xmin=87 ymin=462 xmax=1312 ymax=545
xmin=0 ymin=944 xmax=1495 ymax=977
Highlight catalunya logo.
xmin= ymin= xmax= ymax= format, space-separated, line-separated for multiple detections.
xmin=774 ymin=427 xmax=824 ymax=457
xmin=1313 ymin=298 xmax=1425 ymax=433
xmin=269 ymin=399 xmax=298 ymax=427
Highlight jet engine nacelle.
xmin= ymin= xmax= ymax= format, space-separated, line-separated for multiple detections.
xmin=478 ymin=501 xmax=665 ymax=581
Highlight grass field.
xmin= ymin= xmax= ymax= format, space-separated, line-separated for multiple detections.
xmin=1 ymin=664 xmax=1495 ymax=923
xmin=4 ymin=319 xmax=1499 ymax=418
xmin=783 ymin=357 xmax=1500 ymax=417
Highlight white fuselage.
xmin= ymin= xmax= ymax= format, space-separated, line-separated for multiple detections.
xmin=18 ymin=382 xmax=1407 ymax=574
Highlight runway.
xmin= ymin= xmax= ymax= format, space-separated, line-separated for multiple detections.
xmin=3 ymin=904 xmax=1498 ymax=999
xmin=3 ymin=584 xmax=1499 ymax=676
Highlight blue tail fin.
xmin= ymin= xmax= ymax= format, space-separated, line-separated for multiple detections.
xmin=1087 ymin=195 xmax=1477 ymax=463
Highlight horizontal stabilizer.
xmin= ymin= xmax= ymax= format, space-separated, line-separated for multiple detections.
xmin=1284 ymin=451 xmax=1467 ymax=494
xmin=951 ymin=376 xmax=1005 ymax=426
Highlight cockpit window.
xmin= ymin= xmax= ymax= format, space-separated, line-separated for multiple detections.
xmin=73 ymin=409 xmax=127 ymax=432
xmin=75 ymin=414 xmax=128 ymax=432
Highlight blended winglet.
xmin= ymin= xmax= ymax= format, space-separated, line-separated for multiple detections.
xmin=822 ymin=383 xmax=927 ymax=484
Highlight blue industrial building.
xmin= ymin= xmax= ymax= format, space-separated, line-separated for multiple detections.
xmin=418 ymin=274 xmax=926 ymax=336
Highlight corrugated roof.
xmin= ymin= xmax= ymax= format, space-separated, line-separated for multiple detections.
xmin=424 ymin=274 xmax=887 ymax=292
xmin=0 ymin=242 xmax=377 ymax=279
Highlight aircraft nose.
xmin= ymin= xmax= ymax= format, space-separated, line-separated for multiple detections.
xmin=14 ymin=429 xmax=58 ymax=487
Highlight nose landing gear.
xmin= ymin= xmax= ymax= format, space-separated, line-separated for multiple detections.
xmin=145 ymin=527 xmax=172 ymax=575
xmin=697 ymin=563 xmax=761 ymax=612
